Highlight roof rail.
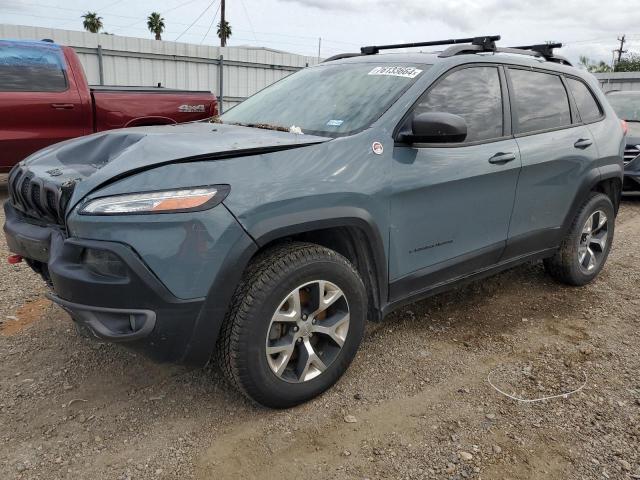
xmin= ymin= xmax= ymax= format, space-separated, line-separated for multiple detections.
xmin=360 ymin=35 xmax=500 ymax=55
xmin=323 ymin=53 xmax=361 ymax=63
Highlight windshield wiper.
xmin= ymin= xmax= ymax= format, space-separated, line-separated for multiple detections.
xmin=211 ymin=117 xmax=292 ymax=133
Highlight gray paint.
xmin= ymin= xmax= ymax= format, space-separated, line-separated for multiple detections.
xmin=14 ymin=50 xmax=625 ymax=303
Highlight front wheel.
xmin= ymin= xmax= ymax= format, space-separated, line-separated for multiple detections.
xmin=217 ymin=242 xmax=367 ymax=408
xmin=544 ymin=192 xmax=615 ymax=286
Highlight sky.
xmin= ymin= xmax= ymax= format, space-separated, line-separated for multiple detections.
xmin=0 ymin=0 xmax=639 ymax=65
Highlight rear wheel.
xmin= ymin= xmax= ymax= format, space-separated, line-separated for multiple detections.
xmin=544 ymin=192 xmax=615 ymax=286
xmin=217 ymin=242 xmax=366 ymax=408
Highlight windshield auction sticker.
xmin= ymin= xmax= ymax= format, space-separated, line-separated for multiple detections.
xmin=368 ymin=66 xmax=423 ymax=79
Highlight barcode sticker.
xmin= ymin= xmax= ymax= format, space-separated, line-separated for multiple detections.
xmin=368 ymin=66 xmax=423 ymax=79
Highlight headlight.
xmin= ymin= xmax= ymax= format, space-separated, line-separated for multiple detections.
xmin=79 ymin=185 xmax=229 ymax=215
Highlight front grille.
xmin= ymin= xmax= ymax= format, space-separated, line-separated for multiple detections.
xmin=624 ymin=144 xmax=640 ymax=165
xmin=7 ymin=167 xmax=65 ymax=225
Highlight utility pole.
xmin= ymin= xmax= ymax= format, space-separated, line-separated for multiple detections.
xmin=220 ymin=0 xmax=226 ymax=47
xmin=614 ymin=34 xmax=627 ymax=68
xmin=317 ymin=37 xmax=321 ymax=62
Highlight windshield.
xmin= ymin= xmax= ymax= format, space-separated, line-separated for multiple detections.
xmin=220 ymin=63 xmax=429 ymax=136
xmin=607 ymin=93 xmax=640 ymax=122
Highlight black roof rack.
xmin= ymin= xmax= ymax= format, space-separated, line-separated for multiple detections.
xmin=509 ymin=43 xmax=571 ymax=65
xmin=323 ymin=35 xmax=572 ymax=66
xmin=360 ymin=35 xmax=500 ymax=55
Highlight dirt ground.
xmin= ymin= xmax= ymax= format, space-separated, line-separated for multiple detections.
xmin=0 ymin=183 xmax=638 ymax=480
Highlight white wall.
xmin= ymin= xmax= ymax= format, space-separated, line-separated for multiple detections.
xmin=0 ymin=24 xmax=320 ymax=110
xmin=593 ymin=72 xmax=640 ymax=93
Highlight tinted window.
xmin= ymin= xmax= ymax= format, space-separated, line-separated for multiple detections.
xmin=0 ymin=42 xmax=67 ymax=92
xmin=567 ymin=78 xmax=602 ymax=123
xmin=509 ymin=69 xmax=571 ymax=134
xmin=415 ymin=66 xmax=503 ymax=142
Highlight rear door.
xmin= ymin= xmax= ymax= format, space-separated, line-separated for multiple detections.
xmin=503 ymin=67 xmax=600 ymax=258
xmin=389 ymin=65 xmax=521 ymax=298
xmin=0 ymin=42 xmax=85 ymax=172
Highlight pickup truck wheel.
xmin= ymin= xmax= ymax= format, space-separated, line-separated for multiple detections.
xmin=216 ymin=242 xmax=366 ymax=408
xmin=544 ymin=192 xmax=615 ymax=286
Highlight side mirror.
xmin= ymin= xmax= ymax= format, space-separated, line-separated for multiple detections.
xmin=408 ymin=112 xmax=467 ymax=143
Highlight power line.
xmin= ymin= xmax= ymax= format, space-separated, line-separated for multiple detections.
xmin=175 ymin=0 xmax=218 ymax=42
xmin=239 ymin=0 xmax=258 ymax=43
xmin=200 ymin=2 xmax=221 ymax=44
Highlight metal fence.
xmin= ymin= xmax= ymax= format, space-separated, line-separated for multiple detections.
xmin=593 ymin=72 xmax=640 ymax=93
xmin=0 ymin=24 xmax=320 ymax=111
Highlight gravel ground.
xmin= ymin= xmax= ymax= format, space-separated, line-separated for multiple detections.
xmin=0 ymin=183 xmax=639 ymax=480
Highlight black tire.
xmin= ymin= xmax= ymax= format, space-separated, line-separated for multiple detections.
xmin=216 ymin=242 xmax=367 ymax=408
xmin=544 ymin=192 xmax=615 ymax=286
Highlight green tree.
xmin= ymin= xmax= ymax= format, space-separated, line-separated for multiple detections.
xmin=217 ymin=20 xmax=232 ymax=47
xmin=615 ymin=53 xmax=640 ymax=72
xmin=147 ymin=12 xmax=165 ymax=41
xmin=81 ymin=12 xmax=103 ymax=34
xmin=579 ymin=55 xmax=612 ymax=73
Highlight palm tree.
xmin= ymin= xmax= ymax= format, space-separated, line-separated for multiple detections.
xmin=147 ymin=12 xmax=165 ymax=41
xmin=217 ymin=20 xmax=232 ymax=47
xmin=81 ymin=12 xmax=103 ymax=34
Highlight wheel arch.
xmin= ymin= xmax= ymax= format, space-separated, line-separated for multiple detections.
xmin=250 ymin=211 xmax=389 ymax=323
xmin=561 ymin=167 xmax=622 ymax=237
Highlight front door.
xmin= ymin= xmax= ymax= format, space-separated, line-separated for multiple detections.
xmin=389 ymin=65 xmax=521 ymax=299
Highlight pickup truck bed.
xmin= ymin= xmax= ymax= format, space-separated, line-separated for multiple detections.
xmin=0 ymin=40 xmax=218 ymax=173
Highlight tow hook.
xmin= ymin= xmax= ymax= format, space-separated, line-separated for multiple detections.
xmin=7 ymin=254 xmax=23 ymax=264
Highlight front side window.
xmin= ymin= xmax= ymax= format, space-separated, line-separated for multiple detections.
xmin=220 ymin=63 xmax=429 ymax=137
xmin=0 ymin=41 xmax=68 ymax=92
xmin=567 ymin=78 xmax=603 ymax=123
xmin=509 ymin=69 xmax=571 ymax=134
xmin=414 ymin=66 xmax=503 ymax=143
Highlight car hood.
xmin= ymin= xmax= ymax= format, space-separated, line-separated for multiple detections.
xmin=18 ymin=121 xmax=330 ymax=210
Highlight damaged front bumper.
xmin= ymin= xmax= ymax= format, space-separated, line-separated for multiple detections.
xmin=3 ymin=201 xmax=205 ymax=362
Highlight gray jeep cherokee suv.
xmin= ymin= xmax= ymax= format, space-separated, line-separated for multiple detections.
xmin=4 ymin=36 xmax=625 ymax=407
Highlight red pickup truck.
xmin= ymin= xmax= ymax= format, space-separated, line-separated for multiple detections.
xmin=0 ymin=40 xmax=218 ymax=173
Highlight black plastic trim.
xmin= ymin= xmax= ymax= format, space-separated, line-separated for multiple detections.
xmin=388 ymin=241 xmax=504 ymax=303
xmin=249 ymin=209 xmax=389 ymax=311
xmin=383 ymin=247 xmax=556 ymax=316
xmin=47 ymin=293 xmax=157 ymax=342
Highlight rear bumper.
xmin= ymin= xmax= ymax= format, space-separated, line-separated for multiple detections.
xmin=3 ymin=201 xmax=209 ymax=363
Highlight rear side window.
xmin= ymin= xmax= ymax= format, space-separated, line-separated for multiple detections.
xmin=415 ymin=66 xmax=503 ymax=143
xmin=0 ymin=42 xmax=68 ymax=92
xmin=567 ymin=78 xmax=603 ymax=123
xmin=509 ymin=69 xmax=571 ymax=134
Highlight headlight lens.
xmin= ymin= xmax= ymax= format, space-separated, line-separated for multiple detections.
xmin=80 ymin=186 xmax=228 ymax=215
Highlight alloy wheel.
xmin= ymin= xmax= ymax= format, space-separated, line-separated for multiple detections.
xmin=265 ymin=280 xmax=350 ymax=383
xmin=578 ymin=210 xmax=608 ymax=273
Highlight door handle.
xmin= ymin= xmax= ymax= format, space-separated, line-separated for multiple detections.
xmin=51 ymin=103 xmax=75 ymax=109
xmin=488 ymin=152 xmax=517 ymax=165
xmin=574 ymin=138 xmax=593 ymax=149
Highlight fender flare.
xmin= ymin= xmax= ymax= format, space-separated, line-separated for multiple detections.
xmin=561 ymin=165 xmax=623 ymax=236
xmin=180 ymin=206 xmax=388 ymax=365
